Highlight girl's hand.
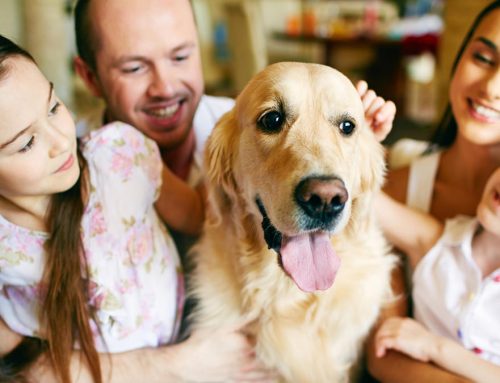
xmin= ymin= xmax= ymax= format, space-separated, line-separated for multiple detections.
xmin=374 ymin=317 xmax=438 ymax=362
xmin=356 ymin=80 xmax=396 ymax=142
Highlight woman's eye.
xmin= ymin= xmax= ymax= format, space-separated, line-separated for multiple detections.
xmin=19 ymin=136 xmax=35 ymax=153
xmin=473 ymin=52 xmax=494 ymax=66
xmin=339 ymin=120 xmax=355 ymax=136
xmin=257 ymin=110 xmax=285 ymax=134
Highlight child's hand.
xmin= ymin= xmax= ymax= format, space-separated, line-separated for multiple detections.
xmin=356 ymin=80 xmax=396 ymax=142
xmin=374 ymin=317 xmax=438 ymax=362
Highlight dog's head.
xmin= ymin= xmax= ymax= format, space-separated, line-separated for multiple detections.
xmin=204 ymin=62 xmax=385 ymax=293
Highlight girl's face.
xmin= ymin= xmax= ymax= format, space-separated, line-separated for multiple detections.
xmin=450 ymin=9 xmax=500 ymax=146
xmin=477 ymin=168 xmax=500 ymax=236
xmin=0 ymin=57 xmax=79 ymax=204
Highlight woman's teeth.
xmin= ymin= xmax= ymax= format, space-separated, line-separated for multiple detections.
xmin=471 ymin=101 xmax=500 ymax=120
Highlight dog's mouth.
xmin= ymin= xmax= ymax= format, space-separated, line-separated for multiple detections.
xmin=256 ymin=198 xmax=341 ymax=293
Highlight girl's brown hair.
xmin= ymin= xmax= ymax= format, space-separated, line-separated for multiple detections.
xmin=0 ymin=35 xmax=101 ymax=383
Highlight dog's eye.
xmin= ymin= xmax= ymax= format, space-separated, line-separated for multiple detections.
xmin=339 ymin=120 xmax=355 ymax=136
xmin=257 ymin=111 xmax=285 ymax=133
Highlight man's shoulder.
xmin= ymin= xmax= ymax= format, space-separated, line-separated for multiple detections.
xmin=194 ymin=94 xmax=235 ymax=126
xmin=192 ymin=94 xmax=235 ymax=147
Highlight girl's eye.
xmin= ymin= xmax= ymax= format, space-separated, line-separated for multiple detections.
xmin=49 ymin=101 xmax=61 ymax=117
xmin=19 ymin=136 xmax=35 ymax=153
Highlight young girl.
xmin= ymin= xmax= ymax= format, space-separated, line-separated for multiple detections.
xmin=0 ymin=35 xmax=271 ymax=383
xmin=374 ymin=168 xmax=500 ymax=383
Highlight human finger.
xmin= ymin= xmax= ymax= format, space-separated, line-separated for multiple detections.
xmin=366 ymin=96 xmax=386 ymax=119
xmin=356 ymin=80 xmax=368 ymax=97
xmin=374 ymin=100 xmax=396 ymax=125
xmin=361 ymin=89 xmax=377 ymax=111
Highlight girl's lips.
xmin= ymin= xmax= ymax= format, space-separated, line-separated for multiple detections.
xmin=56 ymin=154 xmax=74 ymax=173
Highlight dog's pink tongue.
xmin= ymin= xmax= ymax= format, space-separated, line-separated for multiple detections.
xmin=281 ymin=232 xmax=340 ymax=292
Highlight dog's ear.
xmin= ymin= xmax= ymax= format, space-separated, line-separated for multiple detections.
xmin=357 ymin=130 xmax=386 ymax=194
xmin=203 ymin=109 xmax=241 ymax=224
xmin=349 ymin=128 xmax=386 ymax=230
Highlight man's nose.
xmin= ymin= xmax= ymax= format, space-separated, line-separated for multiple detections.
xmin=147 ymin=66 xmax=176 ymax=98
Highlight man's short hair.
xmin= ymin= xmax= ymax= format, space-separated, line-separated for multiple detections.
xmin=74 ymin=0 xmax=97 ymax=71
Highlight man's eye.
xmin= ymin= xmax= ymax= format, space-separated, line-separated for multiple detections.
xmin=19 ymin=136 xmax=35 ymax=153
xmin=122 ymin=64 xmax=143 ymax=74
xmin=174 ymin=54 xmax=189 ymax=62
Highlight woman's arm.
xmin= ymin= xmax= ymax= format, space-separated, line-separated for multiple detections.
xmin=375 ymin=191 xmax=443 ymax=268
xmin=373 ymin=317 xmax=499 ymax=383
xmin=155 ymin=165 xmax=205 ymax=236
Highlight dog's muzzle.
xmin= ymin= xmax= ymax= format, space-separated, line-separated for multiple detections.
xmin=294 ymin=176 xmax=348 ymax=231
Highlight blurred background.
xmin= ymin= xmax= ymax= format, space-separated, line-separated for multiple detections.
xmin=0 ymin=0 xmax=493 ymax=144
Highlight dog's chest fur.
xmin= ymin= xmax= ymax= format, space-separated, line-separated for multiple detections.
xmin=190 ymin=213 xmax=394 ymax=383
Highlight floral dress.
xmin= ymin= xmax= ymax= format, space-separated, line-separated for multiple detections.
xmin=0 ymin=122 xmax=184 ymax=352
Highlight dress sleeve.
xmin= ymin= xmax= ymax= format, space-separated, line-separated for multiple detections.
xmin=82 ymin=123 xmax=163 ymax=233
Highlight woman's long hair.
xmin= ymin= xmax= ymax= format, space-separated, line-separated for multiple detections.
xmin=0 ymin=35 xmax=101 ymax=383
xmin=429 ymin=0 xmax=500 ymax=149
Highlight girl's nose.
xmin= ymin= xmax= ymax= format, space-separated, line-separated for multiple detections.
xmin=47 ymin=123 xmax=71 ymax=158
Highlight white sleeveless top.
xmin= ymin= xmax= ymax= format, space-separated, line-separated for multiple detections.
xmin=406 ymin=151 xmax=441 ymax=213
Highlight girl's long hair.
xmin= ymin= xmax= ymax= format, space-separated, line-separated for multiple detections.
xmin=429 ymin=0 xmax=500 ymax=149
xmin=0 ymin=35 xmax=101 ymax=383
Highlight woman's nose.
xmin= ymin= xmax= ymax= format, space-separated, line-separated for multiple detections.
xmin=483 ymin=67 xmax=500 ymax=100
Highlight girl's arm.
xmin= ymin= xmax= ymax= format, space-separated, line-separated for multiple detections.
xmin=365 ymin=283 xmax=472 ymax=383
xmin=375 ymin=191 xmax=443 ymax=268
xmin=374 ymin=317 xmax=500 ymax=383
xmin=155 ymin=165 xmax=205 ymax=236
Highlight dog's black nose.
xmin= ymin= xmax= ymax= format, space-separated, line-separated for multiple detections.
xmin=295 ymin=177 xmax=348 ymax=225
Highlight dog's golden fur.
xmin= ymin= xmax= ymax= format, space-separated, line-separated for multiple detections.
xmin=189 ymin=62 xmax=396 ymax=383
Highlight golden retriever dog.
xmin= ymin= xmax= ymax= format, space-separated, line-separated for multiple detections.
xmin=189 ymin=62 xmax=396 ymax=383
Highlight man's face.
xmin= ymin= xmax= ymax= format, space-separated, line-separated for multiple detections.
xmin=89 ymin=0 xmax=204 ymax=150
